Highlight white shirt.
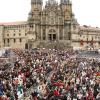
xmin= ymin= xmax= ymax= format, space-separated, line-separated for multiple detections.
xmin=77 ymin=93 xmax=83 ymax=99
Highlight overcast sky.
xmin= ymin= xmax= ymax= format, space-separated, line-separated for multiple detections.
xmin=0 ymin=0 xmax=100 ymax=27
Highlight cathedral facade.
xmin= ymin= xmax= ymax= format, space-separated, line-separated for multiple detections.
xmin=27 ymin=0 xmax=78 ymax=49
xmin=0 ymin=0 xmax=100 ymax=50
xmin=0 ymin=0 xmax=78 ymax=49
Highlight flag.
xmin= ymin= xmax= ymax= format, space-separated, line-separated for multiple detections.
xmin=80 ymin=40 xmax=83 ymax=45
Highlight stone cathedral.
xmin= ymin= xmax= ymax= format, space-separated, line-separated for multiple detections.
xmin=0 ymin=0 xmax=78 ymax=49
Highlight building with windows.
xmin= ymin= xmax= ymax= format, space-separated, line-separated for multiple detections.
xmin=0 ymin=0 xmax=100 ymax=50
xmin=0 ymin=0 xmax=78 ymax=49
xmin=72 ymin=25 xmax=100 ymax=50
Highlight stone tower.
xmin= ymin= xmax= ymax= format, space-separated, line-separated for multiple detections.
xmin=60 ymin=0 xmax=72 ymax=21
xmin=26 ymin=0 xmax=77 ymax=49
xmin=25 ymin=0 xmax=43 ymax=49
xmin=28 ymin=0 xmax=43 ymax=23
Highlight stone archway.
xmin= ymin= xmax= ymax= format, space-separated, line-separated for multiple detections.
xmin=25 ymin=43 xmax=28 ymax=49
xmin=25 ymin=42 xmax=32 ymax=50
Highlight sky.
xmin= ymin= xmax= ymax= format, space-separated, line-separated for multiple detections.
xmin=0 ymin=0 xmax=100 ymax=27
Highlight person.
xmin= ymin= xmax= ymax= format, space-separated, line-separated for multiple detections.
xmin=31 ymin=91 xmax=38 ymax=100
xmin=0 ymin=48 xmax=99 ymax=100
xmin=96 ymin=93 xmax=100 ymax=100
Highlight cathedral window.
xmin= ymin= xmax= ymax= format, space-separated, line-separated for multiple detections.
xmin=53 ymin=34 xmax=56 ymax=41
xmin=19 ymin=38 xmax=22 ymax=43
xmin=48 ymin=34 xmax=56 ymax=41
xmin=14 ymin=39 xmax=16 ymax=43
xmin=48 ymin=34 xmax=52 ymax=41
xmin=7 ymin=39 xmax=9 ymax=43
xmin=43 ymin=29 xmax=46 ymax=40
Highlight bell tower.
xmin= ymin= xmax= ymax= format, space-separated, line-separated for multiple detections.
xmin=28 ymin=0 xmax=43 ymax=23
xmin=60 ymin=0 xmax=72 ymax=20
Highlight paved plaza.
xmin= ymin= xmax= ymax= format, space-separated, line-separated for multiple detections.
xmin=0 ymin=48 xmax=100 ymax=100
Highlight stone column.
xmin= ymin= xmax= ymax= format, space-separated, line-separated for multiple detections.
xmin=63 ymin=25 xmax=64 ymax=40
xmin=57 ymin=25 xmax=59 ymax=41
xmin=40 ymin=25 xmax=42 ymax=40
xmin=46 ymin=26 xmax=48 ymax=41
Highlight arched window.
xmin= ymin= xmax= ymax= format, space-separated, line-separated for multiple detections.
xmin=25 ymin=43 xmax=28 ymax=49
xmin=14 ymin=39 xmax=16 ymax=43
xmin=7 ymin=39 xmax=10 ymax=43
xmin=19 ymin=38 xmax=22 ymax=43
xmin=48 ymin=34 xmax=56 ymax=41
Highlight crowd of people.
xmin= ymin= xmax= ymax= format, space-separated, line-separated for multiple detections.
xmin=0 ymin=48 xmax=100 ymax=100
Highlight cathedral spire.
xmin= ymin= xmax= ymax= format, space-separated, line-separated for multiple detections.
xmin=60 ymin=0 xmax=72 ymax=4
xmin=31 ymin=0 xmax=42 ymax=4
xmin=46 ymin=0 xmax=58 ymax=5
